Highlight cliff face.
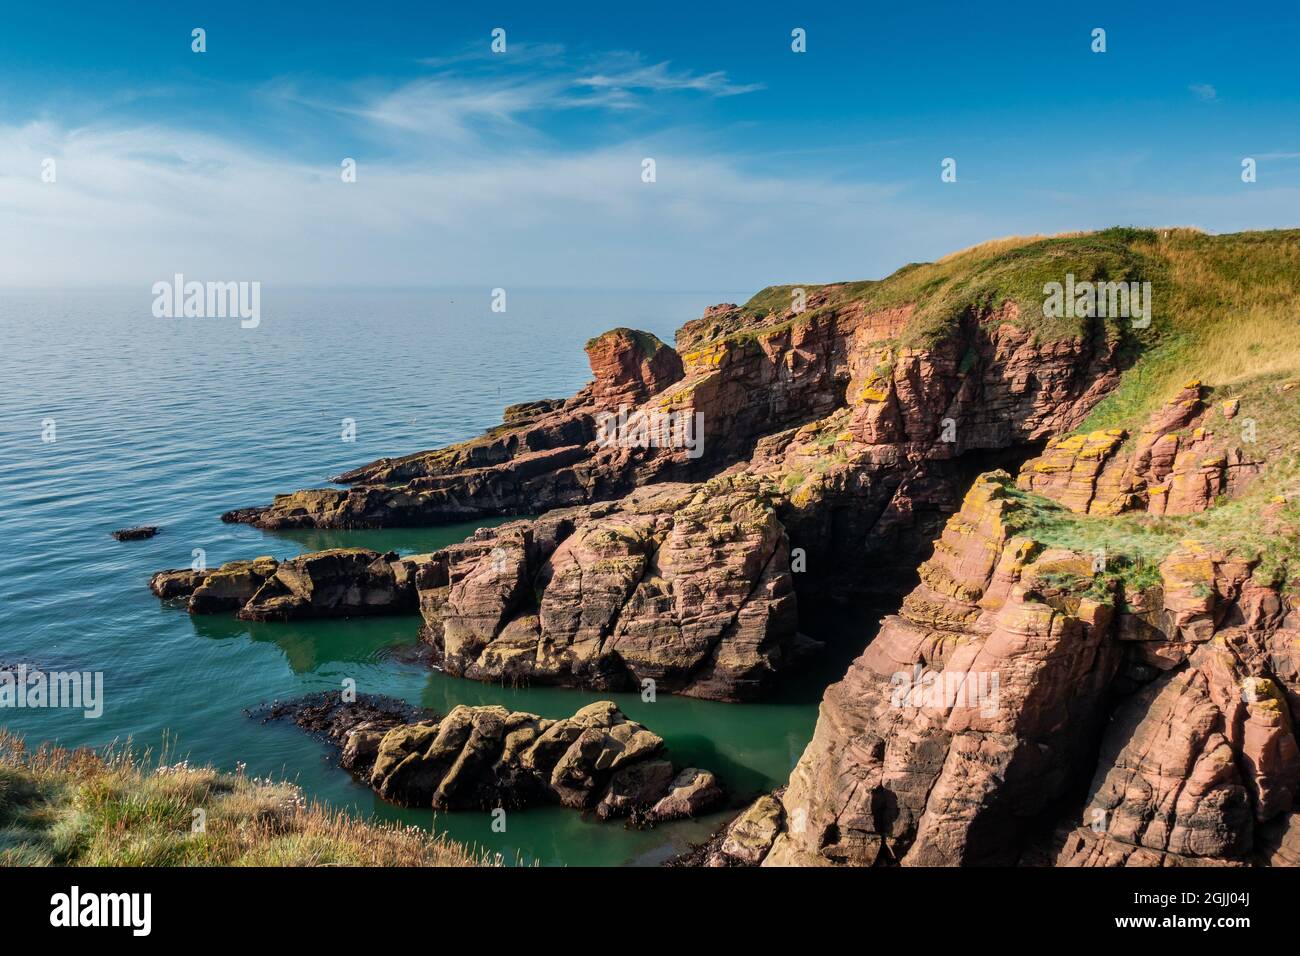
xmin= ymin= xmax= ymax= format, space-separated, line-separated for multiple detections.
xmin=757 ymin=359 xmax=1300 ymax=866
xmin=764 ymin=473 xmax=1124 ymax=865
xmin=1018 ymin=382 xmax=1264 ymax=516
xmin=223 ymin=288 xmax=1125 ymax=599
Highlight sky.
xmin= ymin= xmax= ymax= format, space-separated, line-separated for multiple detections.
xmin=2 ymin=1 xmax=1299 ymax=291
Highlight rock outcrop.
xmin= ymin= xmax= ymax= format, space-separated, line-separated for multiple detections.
xmin=151 ymin=556 xmax=280 ymax=614
xmin=585 ymin=328 xmax=685 ymax=407
xmin=157 ymin=480 xmax=809 ymax=700
xmin=256 ymin=694 xmax=724 ymax=821
xmin=150 ymin=549 xmax=425 ymax=620
xmin=146 ymin=231 xmax=1300 ymax=866
xmin=416 ymin=477 xmax=808 ymax=701
xmin=763 ymin=474 xmax=1123 ymax=866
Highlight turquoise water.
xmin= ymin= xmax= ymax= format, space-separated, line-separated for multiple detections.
xmin=0 ymin=289 xmax=873 ymax=865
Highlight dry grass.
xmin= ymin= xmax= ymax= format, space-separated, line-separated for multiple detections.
xmin=0 ymin=731 xmax=498 ymax=867
xmin=1080 ymin=229 xmax=1300 ymax=431
xmin=933 ymin=232 xmax=1073 ymax=264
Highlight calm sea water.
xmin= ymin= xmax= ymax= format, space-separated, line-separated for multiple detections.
xmin=0 ymin=288 xmax=873 ymax=866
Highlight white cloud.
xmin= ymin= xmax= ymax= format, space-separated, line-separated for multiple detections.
xmin=1189 ymin=83 xmax=1219 ymax=102
xmin=0 ymin=117 xmax=924 ymax=290
xmin=576 ymin=59 xmax=764 ymax=98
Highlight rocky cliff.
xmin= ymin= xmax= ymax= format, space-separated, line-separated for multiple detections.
xmin=155 ymin=228 xmax=1300 ymax=866
xmin=189 ymin=235 xmax=1143 ymax=701
xmin=754 ymin=357 xmax=1300 ymax=865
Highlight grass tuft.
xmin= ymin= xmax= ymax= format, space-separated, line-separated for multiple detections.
xmin=0 ymin=732 xmax=498 ymax=867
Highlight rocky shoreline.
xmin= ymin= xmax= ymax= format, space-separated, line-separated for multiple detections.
xmin=148 ymin=230 xmax=1300 ymax=866
xmin=155 ymin=297 xmax=1122 ymax=701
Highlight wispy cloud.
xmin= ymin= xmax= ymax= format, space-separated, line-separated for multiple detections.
xmin=576 ymin=57 xmax=764 ymax=99
xmin=6 ymin=41 xmax=1293 ymax=293
xmin=1189 ymin=83 xmax=1219 ymax=102
xmin=269 ymin=46 xmax=762 ymax=146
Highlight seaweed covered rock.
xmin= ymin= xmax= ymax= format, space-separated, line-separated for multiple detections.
xmin=150 ymin=556 xmax=279 ymax=614
xmin=239 ymin=548 xmax=421 ymax=621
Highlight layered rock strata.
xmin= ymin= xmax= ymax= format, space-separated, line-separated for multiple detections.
xmin=157 ymin=479 xmax=810 ymax=701
xmin=1018 ymin=381 xmax=1264 ymax=516
xmin=182 ymin=295 xmax=1130 ymax=703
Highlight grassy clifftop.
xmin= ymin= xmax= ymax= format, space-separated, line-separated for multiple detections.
xmin=741 ymin=227 xmax=1300 ymax=594
xmin=0 ymin=731 xmax=494 ymax=866
xmin=743 ymin=226 xmax=1300 ymax=424
xmin=745 ymin=227 xmax=1161 ymax=349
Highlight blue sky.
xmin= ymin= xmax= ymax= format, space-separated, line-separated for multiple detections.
xmin=2 ymin=1 xmax=1299 ymax=289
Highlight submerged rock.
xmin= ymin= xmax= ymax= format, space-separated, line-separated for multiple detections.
xmin=112 ymin=526 xmax=159 ymax=541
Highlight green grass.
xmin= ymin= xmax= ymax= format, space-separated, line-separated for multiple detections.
xmin=724 ymin=229 xmax=1300 ymax=417
xmin=0 ymin=732 xmax=497 ymax=867
xmin=1078 ymin=229 xmax=1300 ymax=432
xmin=1000 ymin=470 xmax=1300 ymax=595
